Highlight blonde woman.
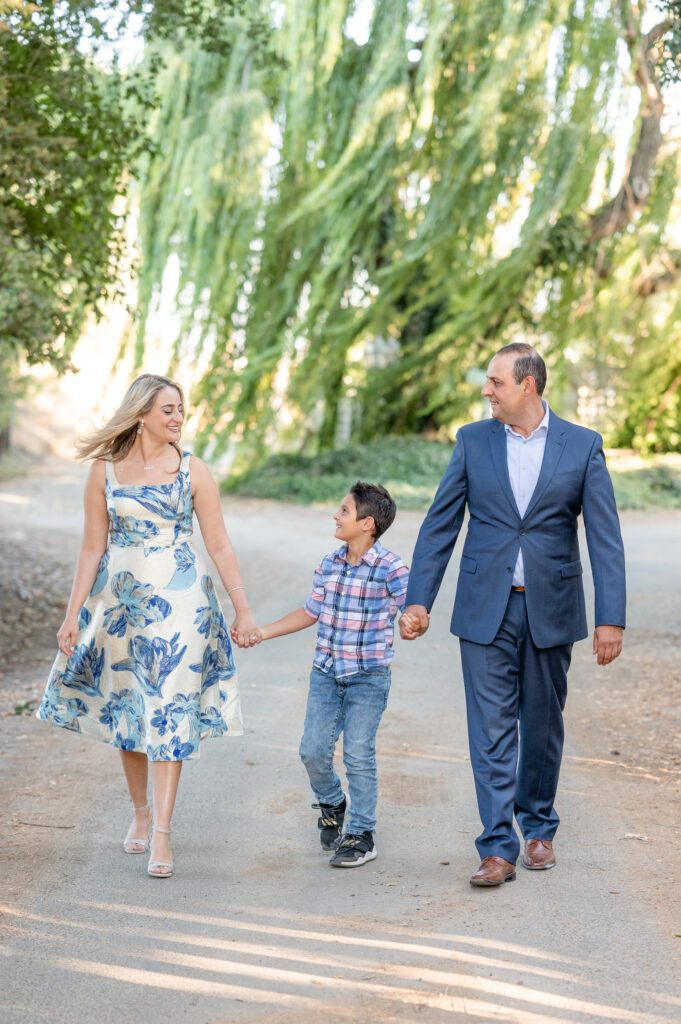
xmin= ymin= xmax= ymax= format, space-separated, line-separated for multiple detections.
xmin=37 ymin=374 xmax=257 ymax=878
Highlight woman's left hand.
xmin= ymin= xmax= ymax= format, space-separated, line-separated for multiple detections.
xmin=231 ymin=611 xmax=261 ymax=648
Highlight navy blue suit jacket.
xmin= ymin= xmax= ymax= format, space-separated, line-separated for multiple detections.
xmin=405 ymin=413 xmax=626 ymax=648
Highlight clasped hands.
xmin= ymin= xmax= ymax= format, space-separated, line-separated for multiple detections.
xmin=399 ymin=605 xmax=430 ymax=640
xmin=230 ymin=613 xmax=262 ymax=649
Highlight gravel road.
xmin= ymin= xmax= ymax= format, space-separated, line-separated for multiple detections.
xmin=0 ymin=459 xmax=680 ymax=1024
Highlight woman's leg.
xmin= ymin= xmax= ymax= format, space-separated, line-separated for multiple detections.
xmin=149 ymin=760 xmax=182 ymax=874
xmin=120 ymin=750 xmax=151 ymax=851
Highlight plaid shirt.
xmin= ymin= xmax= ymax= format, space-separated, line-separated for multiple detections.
xmin=303 ymin=541 xmax=409 ymax=677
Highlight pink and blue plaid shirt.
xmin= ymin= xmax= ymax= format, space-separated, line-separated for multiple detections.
xmin=303 ymin=540 xmax=409 ymax=677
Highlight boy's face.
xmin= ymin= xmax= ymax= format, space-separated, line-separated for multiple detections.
xmin=334 ymin=493 xmax=374 ymax=543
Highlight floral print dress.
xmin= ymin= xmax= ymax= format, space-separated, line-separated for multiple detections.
xmin=37 ymin=452 xmax=243 ymax=760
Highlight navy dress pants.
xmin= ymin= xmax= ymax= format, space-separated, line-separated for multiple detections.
xmin=459 ymin=590 xmax=572 ymax=864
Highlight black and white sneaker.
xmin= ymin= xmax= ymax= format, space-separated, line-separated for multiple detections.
xmin=315 ymin=798 xmax=346 ymax=851
xmin=329 ymin=830 xmax=377 ymax=868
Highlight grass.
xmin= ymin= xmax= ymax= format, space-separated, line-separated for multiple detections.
xmin=221 ymin=438 xmax=454 ymax=509
xmin=222 ymin=438 xmax=681 ymax=511
xmin=607 ymin=452 xmax=681 ymax=510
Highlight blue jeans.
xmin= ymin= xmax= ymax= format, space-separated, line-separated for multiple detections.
xmin=299 ymin=665 xmax=391 ymax=834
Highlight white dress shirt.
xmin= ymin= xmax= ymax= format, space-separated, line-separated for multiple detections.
xmin=505 ymin=401 xmax=549 ymax=587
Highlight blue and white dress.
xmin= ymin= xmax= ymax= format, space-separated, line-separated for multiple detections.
xmin=37 ymin=451 xmax=243 ymax=760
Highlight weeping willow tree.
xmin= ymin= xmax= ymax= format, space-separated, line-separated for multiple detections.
xmin=134 ymin=0 xmax=681 ymax=459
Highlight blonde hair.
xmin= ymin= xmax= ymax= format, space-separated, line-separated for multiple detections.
xmin=76 ymin=374 xmax=186 ymax=462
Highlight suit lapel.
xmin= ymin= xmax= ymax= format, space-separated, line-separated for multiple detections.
xmin=489 ymin=421 xmax=521 ymax=518
xmin=522 ymin=414 xmax=567 ymax=520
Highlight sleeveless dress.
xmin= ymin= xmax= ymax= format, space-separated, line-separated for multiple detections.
xmin=37 ymin=451 xmax=243 ymax=760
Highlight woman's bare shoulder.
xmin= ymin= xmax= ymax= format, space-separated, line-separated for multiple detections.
xmin=188 ymin=454 xmax=214 ymax=482
xmin=86 ymin=459 xmax=107 ymax=488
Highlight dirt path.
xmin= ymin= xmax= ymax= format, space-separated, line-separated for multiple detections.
xmin=1 ymin=461 xmax=680 ymax=1023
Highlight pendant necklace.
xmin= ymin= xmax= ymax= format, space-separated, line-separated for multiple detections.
xmin=143 ymin=463 xmax=155 ymax=470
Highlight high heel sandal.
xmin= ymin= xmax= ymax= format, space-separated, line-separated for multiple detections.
xmin=123 ymin=802 xmax=152 ymax=854
xmin=148 ymin=826 xmax=173 ymax=878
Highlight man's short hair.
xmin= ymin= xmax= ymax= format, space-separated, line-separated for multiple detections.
xmin=350 ymin=481 xmax=396 ymax=539
xmin=495 ymin=343 xmax=547 ymax=396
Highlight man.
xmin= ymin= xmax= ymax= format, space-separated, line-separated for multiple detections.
xmin=400 ymin=343 xmax=625 ymax=887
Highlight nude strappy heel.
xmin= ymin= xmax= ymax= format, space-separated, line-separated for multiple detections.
xmin=123 ymin=802 xmax=152 ymax=854
xmin=148 ymin=826 xmax=173 ymax=878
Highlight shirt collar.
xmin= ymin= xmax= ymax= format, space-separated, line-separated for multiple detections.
xmin=504 ymin=400 xmax=549 ymax=440
xmin=334 ymin=540 xmax=385 ymax=566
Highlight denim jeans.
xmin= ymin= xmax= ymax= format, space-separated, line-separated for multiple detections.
xmin=299 ymin=664 xmax=392 ymax=834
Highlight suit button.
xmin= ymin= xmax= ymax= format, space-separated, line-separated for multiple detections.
xmin=519 ymin=529 xmax=526 ymax=535
xmin=506 ymin=567 xmax=512 ymax=572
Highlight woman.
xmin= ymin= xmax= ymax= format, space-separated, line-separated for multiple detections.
xmin=37 ymin=374 xmax=258 ymax=878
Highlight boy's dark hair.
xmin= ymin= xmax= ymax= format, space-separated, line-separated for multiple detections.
xmin=350 ymin=481 xmax=396 ymax=539
xmin=495 ymin=342 xmax=547 ymax=396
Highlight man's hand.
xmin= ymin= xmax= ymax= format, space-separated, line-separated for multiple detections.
xmin=399 ymin=604 xmax=430 ymax=640
xmin=593 ymin=625 xmax=623 ymax=666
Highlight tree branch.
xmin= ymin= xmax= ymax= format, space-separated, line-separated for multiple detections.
xmin=635 ymin=261 xmax=681 ymax=297
xmin=644 ymin=19 xmax=675 ymax=48
xmin=588 ymin=10 xmax=666 ymax=243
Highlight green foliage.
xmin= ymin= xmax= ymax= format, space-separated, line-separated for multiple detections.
xmin=654 ymin=1 xmax=681 ymax=85
xmin=0 ymin=1 xmax=143 ymax=371
xmin=135 ymin=0 xmax=680 ymax=458
xmin=223 ymin=436 xmax=454 ymax=508
xmin=224 ymin=436 xmax=681 ymax=511
xmin=610 ymin=459 xmax=681 ymax=509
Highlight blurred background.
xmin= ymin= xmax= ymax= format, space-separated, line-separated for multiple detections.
xmin=2 ymin=0 xmax=681 ymax=508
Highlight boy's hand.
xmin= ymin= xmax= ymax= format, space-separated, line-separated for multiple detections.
xmin=230 ymin=614 xmax=262 ymax=648
xmin=230 ymin=625 xmax=262 ymax=648
xmin=400 ymin=605 xmax=430 ymax=640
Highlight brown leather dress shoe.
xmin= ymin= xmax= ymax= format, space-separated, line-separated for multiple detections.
xmin=469 ymin=855 xmax=516 ymax=887
xmin=522 ymin=838 xmax=555 ymax=870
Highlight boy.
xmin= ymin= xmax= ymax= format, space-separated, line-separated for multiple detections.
xmin=256 ymin=481 xmax=409 ymax=867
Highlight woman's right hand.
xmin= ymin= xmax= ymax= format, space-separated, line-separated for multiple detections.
xmin=57 ymin=615 xmax=80 ymax=658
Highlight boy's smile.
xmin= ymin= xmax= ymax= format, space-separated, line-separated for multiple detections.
xmin=334 ymin=493 xmax=374 ymax=549
xmin=334 ymin=493 xmax=361 ymax=540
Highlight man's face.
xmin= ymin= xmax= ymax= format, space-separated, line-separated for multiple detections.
xmin=481 ymin=353 xmax=526 ymax=423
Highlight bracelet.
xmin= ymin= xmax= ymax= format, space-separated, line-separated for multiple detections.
xmin=227 ymin=585 xmax=245 ymax=597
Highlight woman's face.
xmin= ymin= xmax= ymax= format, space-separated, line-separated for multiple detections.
xmin=141 ymin=386 xmax=184 ymax=443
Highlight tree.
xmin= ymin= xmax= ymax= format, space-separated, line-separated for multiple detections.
xmin=0 ymin=0 xmax=144 ymax=435
xmin=20 ymin=0 xmax=679 ymax=456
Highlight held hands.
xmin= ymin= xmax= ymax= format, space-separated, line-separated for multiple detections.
xmin=592 ymin=624 xmax=623 ymax=666
xmin=230 ymin=611 xmax=262 ymax=649
xmin=399 ymin=604 xmax=430 ymax=640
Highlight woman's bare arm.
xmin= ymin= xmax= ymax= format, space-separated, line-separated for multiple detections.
xmin=191 ymin=455 xmax=259 ymax=647
xmin=57 ymin=460 xmax=109 ymax=656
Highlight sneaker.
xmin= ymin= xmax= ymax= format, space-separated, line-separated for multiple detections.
xmin=329 ymin=830 xmax=377 ymax=868
xmin=315 ymin=798 xmax=346 ymax=851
